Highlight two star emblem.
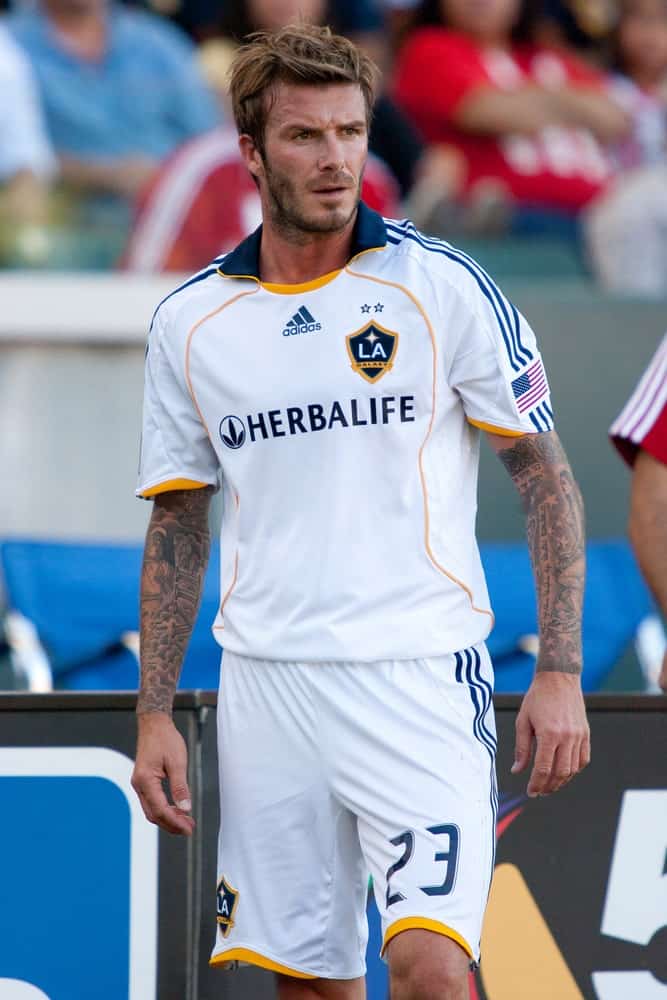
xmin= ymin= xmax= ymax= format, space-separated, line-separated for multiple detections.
xmin=361 ymin=303 xmax=384 ymax=314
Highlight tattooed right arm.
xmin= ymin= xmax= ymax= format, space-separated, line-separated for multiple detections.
xmin=137 ymin=486 xmax=214 ymax=715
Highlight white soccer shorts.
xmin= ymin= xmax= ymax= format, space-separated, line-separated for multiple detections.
xmin=210 ymin=645 xmax=497 ymax=980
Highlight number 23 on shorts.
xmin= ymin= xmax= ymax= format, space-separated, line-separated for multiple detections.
xmin=386 ymin=824 xmax=461 ymax=908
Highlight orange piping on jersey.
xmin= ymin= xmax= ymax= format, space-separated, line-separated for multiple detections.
xmin=261 ymin=268 xmax=341 ymax=294
xmin=467 ymin=418 xmax=525 ymax=438
xmin=210 ymin=948 xmax=317 ymax=978
xmin=348 ymin=244 xmax=387 ymax=265
xmin=382 ymin=917 xmax=474 ymax=960
xmin=214 ymin=551 xmax=239 ymax=630
xmin=344 ymin=265 xmax=494 ymax=625
xmin=139 ymin=478 xmax=209 ymax=497
xmin=184 ymin=287 xmax=259 ymax=441
xmin=184 ymin=297 xmax=253 ymax=627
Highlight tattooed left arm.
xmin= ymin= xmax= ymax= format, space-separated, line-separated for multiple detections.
xmin=488 ymin=429 xmax=590 ymax=796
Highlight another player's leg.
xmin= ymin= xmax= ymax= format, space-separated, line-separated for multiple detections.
xmin=386 ymin=928 xmax=470 ymax=1000
xmin=276 ymin=974 xmax=366 ymax=999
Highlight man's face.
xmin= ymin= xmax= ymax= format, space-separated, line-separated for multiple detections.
xmin=242 ymin=82 xmax=368 ymax=237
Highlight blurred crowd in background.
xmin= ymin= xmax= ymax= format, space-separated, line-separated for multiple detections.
xmin=2 ymin=0 xmax=667 ymax=294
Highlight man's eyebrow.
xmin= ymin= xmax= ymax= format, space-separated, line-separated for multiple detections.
xmin=281 ymin=118 xmax=367 ymax=131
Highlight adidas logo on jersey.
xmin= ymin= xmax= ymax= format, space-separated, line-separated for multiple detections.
xmin=282 ymin=306 xmax=323 ymax=337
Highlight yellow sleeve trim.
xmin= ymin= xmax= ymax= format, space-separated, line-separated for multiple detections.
xmin=382 ymin=917 xmax=474 ymax=960
xmin=209 ymin=948 xmax=317 ymax=979
xmin=140 ymin=478 xmax=209 ymax=497
xmin=261 ymin=268 xmax=341 ymax=294
xmin=467 ymin=418 xmax=526 ymax=438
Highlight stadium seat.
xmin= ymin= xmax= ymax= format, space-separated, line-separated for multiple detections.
xmin=0 ymin=538 xmax=222 ymax=690
xmin=0 ymin=537 xmax=655 ymax=692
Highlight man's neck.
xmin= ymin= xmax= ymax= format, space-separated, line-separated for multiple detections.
xmin=258 ymin=214 xmax=357 ymax=285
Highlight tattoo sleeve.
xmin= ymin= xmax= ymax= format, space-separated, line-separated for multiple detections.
xmin=137 ymin=487 xmax=214 ymax=714
xmin=496 ymin=431 xmax=585 ymax=675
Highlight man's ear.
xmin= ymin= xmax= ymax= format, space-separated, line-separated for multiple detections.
xmin=239 ymin=134 xmax=263 ymax=181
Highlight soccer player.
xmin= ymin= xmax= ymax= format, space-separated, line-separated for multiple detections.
xmin=131 ymin=24 xmax=589 ymax=1000
xmin=610 ymin=332 xmax=667 ymax=692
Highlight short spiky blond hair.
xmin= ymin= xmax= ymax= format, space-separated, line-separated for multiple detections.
xmin=229 ymin=23 xmax=379 ymax=153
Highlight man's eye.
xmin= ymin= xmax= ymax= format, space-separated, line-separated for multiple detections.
xmin=295 ymin=130 xmax=312 ymax=140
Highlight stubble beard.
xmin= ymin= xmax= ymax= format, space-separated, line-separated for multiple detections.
xmin=263 ymin=159 xmax=362 ymax=241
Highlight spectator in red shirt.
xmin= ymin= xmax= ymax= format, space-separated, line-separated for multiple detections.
xmin=393 ymin=0 xmax=629 ymax=222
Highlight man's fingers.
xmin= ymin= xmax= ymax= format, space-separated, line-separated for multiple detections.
xmin=549 ymin=741 xmax=575 ymax=794
xmin=132 ymin=769 xmax=194 ymax=836
xmin=511 ymin=711 xmax=534 ymax=775
xmin=579 ymin=731 xmax=591 ymax=772
xmin=168 ymin=767 xmax=192 ymax=815
xmin=526 ymin=736 xmax=557 ymax=797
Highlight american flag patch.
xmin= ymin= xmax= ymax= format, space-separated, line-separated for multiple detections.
xmin=511 ymin=359 xmax=548 ymax=413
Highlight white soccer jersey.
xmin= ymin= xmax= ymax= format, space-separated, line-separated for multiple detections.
xmin=137 ymin=205 xmax=553 ymax=662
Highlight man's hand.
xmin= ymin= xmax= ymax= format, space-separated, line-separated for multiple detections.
xmin=132 ymin=712 xmax=195 ymax=836
xmin=511 ymin=672 xmax=590 ymax=797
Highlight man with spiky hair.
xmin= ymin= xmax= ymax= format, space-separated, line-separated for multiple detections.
xmin=132 ymin=23 xmax=589 ymax=1000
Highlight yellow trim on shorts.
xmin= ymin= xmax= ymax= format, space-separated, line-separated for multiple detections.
xmin=210 ymin=947 xmax=317 ymax=979
xmin=260 ymin=269 xmax=342 ymax=294
xmin=140 ymin=478 xmax=209 ymax=497
xmin=382 ymin=917 xmax=474 ymax=960
xmin=467 ymin=418 xmax=526 ymax=438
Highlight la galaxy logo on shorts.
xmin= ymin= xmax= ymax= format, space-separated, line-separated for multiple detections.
xmin=346 ymin=322 xmax=398 ymax=383
xmin=216 ymin=874 xmax=239 ymax=938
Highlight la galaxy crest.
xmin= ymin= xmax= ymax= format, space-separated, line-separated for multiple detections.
xmin=346 ymin=322 xmax=398 ymax=383
xmin=216 ymin=875 xmax=239 ymax=938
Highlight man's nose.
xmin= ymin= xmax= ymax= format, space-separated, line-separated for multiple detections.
xmin=317 ymin=134 xmax=345 ymax=171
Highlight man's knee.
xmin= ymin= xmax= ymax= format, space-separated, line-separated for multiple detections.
xmin=387 ymin=929 xmax=470 ymax=1000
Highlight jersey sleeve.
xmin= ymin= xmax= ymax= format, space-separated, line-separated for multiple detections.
xmin=446 ymin=270 xmax=554 ymax=436
xmin=610 ymin=333 xmax=667 ymax=466
xmin=136 ymin=307 xmax=220 ymax=498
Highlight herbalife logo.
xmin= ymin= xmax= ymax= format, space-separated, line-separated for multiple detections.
xmin=219 ymin=415 xmax=246 ymax=449
xmin=282 ymin=305 xmax=323 ymax=337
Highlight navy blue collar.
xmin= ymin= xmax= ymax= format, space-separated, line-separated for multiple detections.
xmin=218 ymin=201 xmax=387 ymax=279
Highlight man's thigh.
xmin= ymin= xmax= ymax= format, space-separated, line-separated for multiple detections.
xmin=210 ymin=652 xmax=369 ymax=980
xmin=331 ymin=646 xmax=496 ymax=967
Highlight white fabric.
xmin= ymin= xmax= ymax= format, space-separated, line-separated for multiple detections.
xmin=211 ymin=645 xmax=496 ymax=974
xmin=0 ymin=25 xmax=56 ymax=181
xmin=609 ymin=332 xmax=667 ymax=444
xmin=137 ymin=219 xmax=552 ymax=661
